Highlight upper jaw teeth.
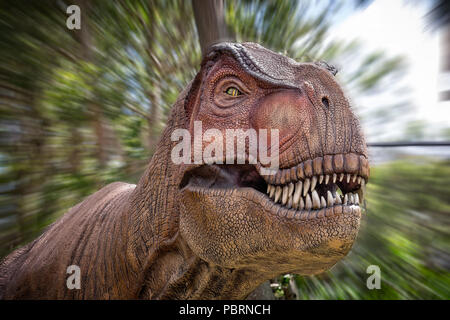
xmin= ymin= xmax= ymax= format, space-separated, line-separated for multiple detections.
xmin=265 ymin=173 xmax=366 ymax=210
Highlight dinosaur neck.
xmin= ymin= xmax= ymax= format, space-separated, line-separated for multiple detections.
xmin=137 ymin=236 xmax=270 ymax=299
xmin=126 ymin=98 xmax=185 ymax=269
xmin=123 ymin=87 xmax=270 ymax=299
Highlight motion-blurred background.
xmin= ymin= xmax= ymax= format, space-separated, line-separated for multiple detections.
xmin=0 ymin=0 xmax=448 ymax=299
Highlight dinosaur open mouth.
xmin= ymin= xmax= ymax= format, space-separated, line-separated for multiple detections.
xmin=181 ymin=153 xmax=369 ymax=220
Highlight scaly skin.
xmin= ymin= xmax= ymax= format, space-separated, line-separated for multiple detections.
xmin=0 ymin=42 xmax=369 ymax=299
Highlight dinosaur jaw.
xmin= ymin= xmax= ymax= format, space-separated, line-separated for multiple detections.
xmin=259 ymin=153 xmax=369 ymax=214
xmin=179 ymin=156 xmax=368 ymax=273
xmin=180 ymin=153 xmax=368 ymax=222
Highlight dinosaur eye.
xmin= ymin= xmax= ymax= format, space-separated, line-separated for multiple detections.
xmin=214 ymin=77 xmax=248 ymax=108
xmin=224 ymin=87 xmax=242 ymax=97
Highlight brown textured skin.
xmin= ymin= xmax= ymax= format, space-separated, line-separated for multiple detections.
xmin=0 ymin=42 xmax=368 ymax=299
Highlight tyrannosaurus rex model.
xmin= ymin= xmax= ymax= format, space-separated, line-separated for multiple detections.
xmin=0 ymin=42 xmax=369 ymax=299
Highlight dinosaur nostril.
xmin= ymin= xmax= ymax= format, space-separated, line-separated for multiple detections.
xmin=322 ymin=97 xmax=330 ymax=108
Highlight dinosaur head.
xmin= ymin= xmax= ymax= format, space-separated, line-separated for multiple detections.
xmin=177 ymin=42 xmax=369 ymax=276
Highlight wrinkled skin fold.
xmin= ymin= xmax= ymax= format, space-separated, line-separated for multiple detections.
xmin=0 ymin=42 xmax=369 ymax=299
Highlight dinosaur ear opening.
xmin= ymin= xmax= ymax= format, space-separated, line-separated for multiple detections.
xmin=314 ymin=60 xmax=338 ymax=76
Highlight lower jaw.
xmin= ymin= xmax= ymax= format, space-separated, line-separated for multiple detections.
xmin=268 ymin=202 xmax=361 ymax=220
xmin=185 ymin=185 xmax=361 ymax=221
xmin=259 ymin=190 xmax=362 ymax=220
xmin=181 ymin=185 xmax=361 ymax=272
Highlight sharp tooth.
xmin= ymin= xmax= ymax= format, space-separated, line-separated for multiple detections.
xmin=320 ymin=196 xmax=326 ymax=208
xmin=293 ymin=181 xmax=302 ymax=206
xmin=303 ymin=178 xmax=310 ymax=196
xmin=325 ymin=174 xmax=330 ymax=184
xmin=267 ymin=184 xmax=271 ymax=194
xmin=282 ymin=185 xmax=289 ymax=205
xmin=311 ymin=176 xmax=317 ymax=191
xmin=343 ymin=194 xmax=348 ymax=204
xmin=357 ymin=176 xmax=362 ymax=184
xmin=288 ymin=182 xmax=294 ymax=197
xmin=357 ymin=189 xmax=363 ymax=204
xmin=355 ymin=193 xmax=360 ymax=205
xmin=319 ymin=175 xmax=323 ymax=184
xmin=305 ymin=194 xmax=312 ymax=210
xmin=346 ymin=174 xmax=351 ymax=183
xmin=292 ymin=201 xmax=298 ymax=210
xmin=269 ymin=185 xmax=275 ymax=198
xmin=333 ymin=173 xmax=337 ymax=183
xmin=287 ymin=197 xmax=292 ymax=208
xmin=335 ymin=194 xmax=342 ymax=204
xmin=274 ymin=186 xmax=282 ymax=203
xmin=299 ymin=197 xmax=305 ymax=210
xmin=352 ymin=174 xmax=357 ymax=183
xmin=348 ymin=193 xmax=354 ymax=204
xmin=339 ymin=173 xmax=344 ymax=182
xmin=327 ymin=190 xmax=334 ymax=207
xmin=361 ymin=179 xmax=366 ymax=199
xmin=312 ymin=190 xmax=320 ymax=209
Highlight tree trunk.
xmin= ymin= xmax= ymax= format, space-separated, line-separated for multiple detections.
xmin=11 ymin=90 xmax=45 ymax=247
xmin=93 ymin=104 xmax=107 ymax=167
xmin=147 ymin=85 xmax=161 ymax=153
xmin=142 ymin=1 xmax=168 ymax=155
xmin=191 ymin=0 xmax=233 ymax=56
xmin=75 ymin=0 xmax=107 ymax=168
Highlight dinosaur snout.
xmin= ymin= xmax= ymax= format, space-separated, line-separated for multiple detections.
xmin=251 ymin=86 xmax=323 ymax=168
xmin=303 ymin=80 xmax=331 ymax=110
xmin=251 ymin=79 xmax=367 ymax=169
xmin=251 ymin=88 xmax=310 ymax=144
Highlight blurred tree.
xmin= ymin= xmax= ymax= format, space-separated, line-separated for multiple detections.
xmin=403 ymin=120 xmax=427 ymax=140
xmin=426 ymin=0 xmax=450 ymax=29
xmin=423 ymin=0 xmax=450 ymax=101
xmin=192 ymin=0 xmax=234 ymax=55
xmin=0 ymin=0 xmax=78 ymax=249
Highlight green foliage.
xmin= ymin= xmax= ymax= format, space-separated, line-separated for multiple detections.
xmin=289 ymin=159 xmax=450 ymax=300
xmin=226 ymin=0 xmax=342 ymax=60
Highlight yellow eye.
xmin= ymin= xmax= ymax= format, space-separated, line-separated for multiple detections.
xmin=225 ymin=87 xmax=241 ymax=97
